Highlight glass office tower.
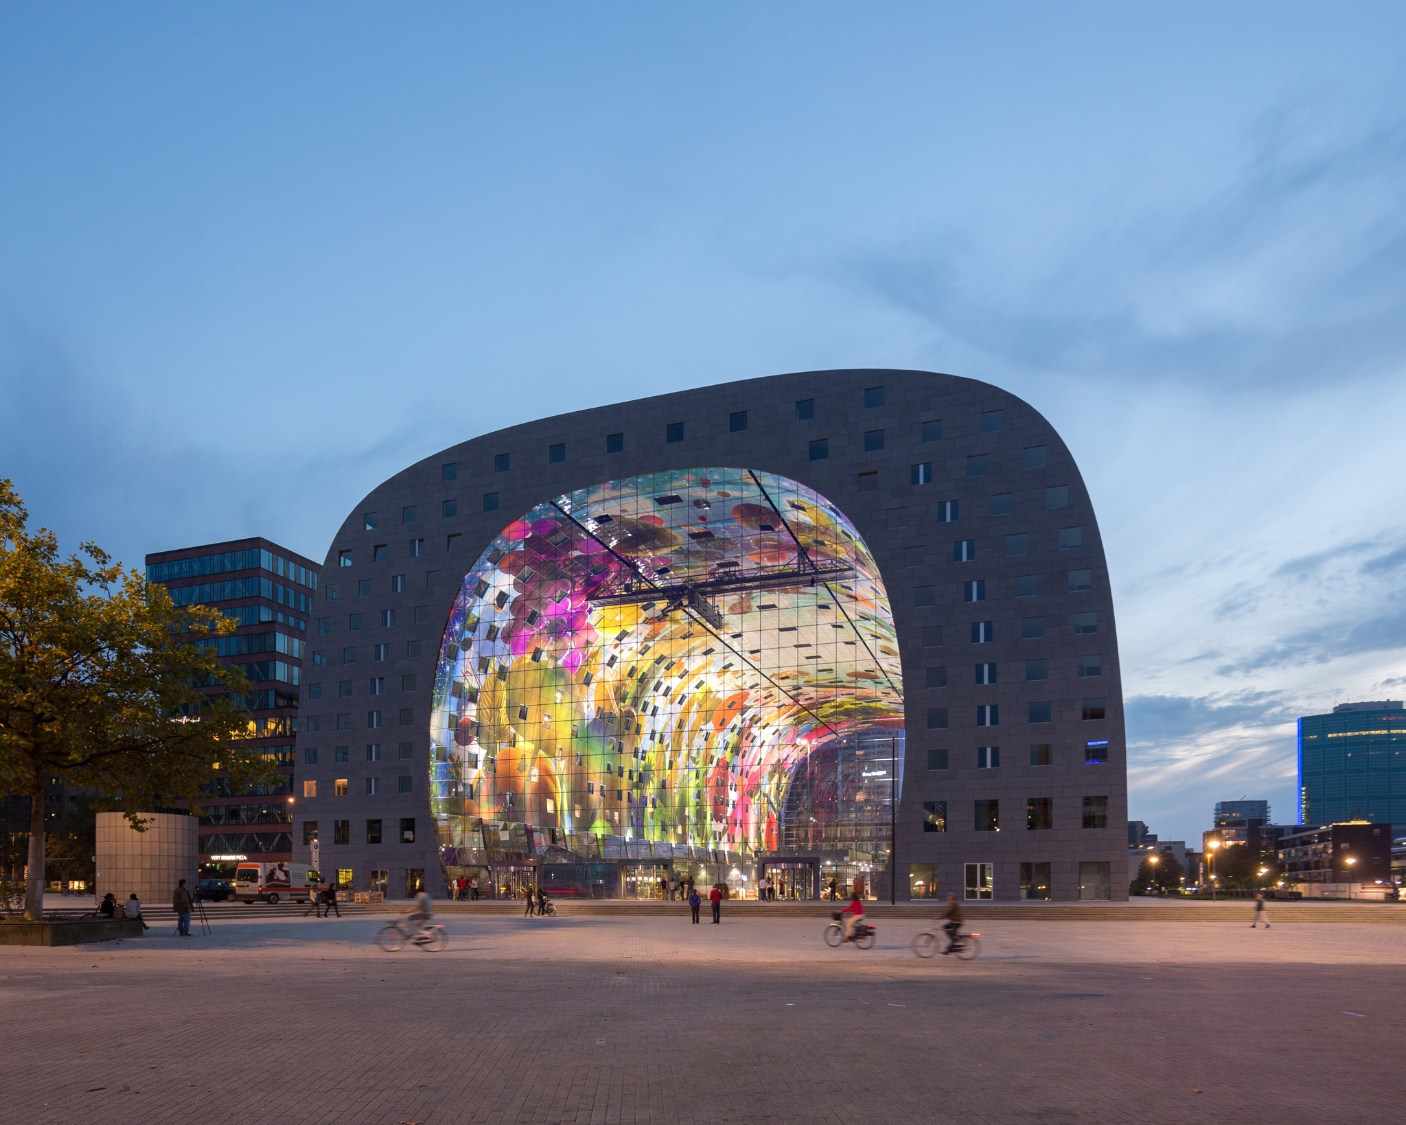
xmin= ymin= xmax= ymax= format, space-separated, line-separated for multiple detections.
xmin=1298 ymin=701 xmax=1406 ymax=828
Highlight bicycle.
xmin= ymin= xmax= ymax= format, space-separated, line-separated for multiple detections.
xmin=823 ymin=916 xmax=876 ymax=949
xmin=376 ymin=919 xmax=447 ymax=952
xmin=537 ymin=898 xmax=557 ymax=917
xmin=911 ymin=926 xmax=980 ymax=960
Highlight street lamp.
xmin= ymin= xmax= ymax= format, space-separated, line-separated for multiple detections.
xmin=1207 ymin=839 xmax=1221 ymax=901
xmin=1345 ymin=855 xmax=1358 ymax=900
xmin=1147 ymin=854 xmax=1159 ymax=895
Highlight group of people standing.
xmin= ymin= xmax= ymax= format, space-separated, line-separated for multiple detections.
xmin=451 ymin=875 xmax=481 ymax=900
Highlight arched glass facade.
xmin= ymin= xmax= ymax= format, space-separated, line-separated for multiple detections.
xmin=428 ymin=467 xmax=903 ymax=878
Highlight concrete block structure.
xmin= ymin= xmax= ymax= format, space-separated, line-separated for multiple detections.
xmin=95 ymin=812 xmax=198 ymax=907
xmin=293 ymin=369 xmax=1128 ymax=900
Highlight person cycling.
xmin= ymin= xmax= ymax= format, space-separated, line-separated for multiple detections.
xmin=840 ymin=890 xmax=867 ymax=941
xmin=408 ymin=888 xmax=435 ymax=939
xmin=939 ymin=892 xmax=963 ymax=953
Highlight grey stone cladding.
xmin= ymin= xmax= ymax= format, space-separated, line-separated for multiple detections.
xmin=292 ymin=368 xmax=1127 ymax=901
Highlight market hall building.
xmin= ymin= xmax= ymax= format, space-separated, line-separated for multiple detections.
xmin=292 ymin=369 xmax=1128 ymax=901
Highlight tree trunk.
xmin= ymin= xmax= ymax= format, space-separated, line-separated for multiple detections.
xmin=24 ymin=789 xmax=45 ymax=921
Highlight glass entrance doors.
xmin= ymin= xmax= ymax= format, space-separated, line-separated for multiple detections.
xmin=622 ymin=864 xmax=670 ymax=899
xmin=759 ymin=861 xmax=817 ymax=899
xmin=492 ymin=865 xmax=538 ymax=899
xmin=964 ymin=862 xmax=993 ymax=900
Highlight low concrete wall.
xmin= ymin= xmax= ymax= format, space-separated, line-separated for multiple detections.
xmin=95 ymin=812 xmax=198 ymax=910
xmin=0 ymin=918 xmax=144 ymax=945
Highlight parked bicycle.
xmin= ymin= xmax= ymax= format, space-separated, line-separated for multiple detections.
xmin=376 ymin=919 xmax=447 ymax=952
xmin=911 ymin=926 xmax=980 ymax=960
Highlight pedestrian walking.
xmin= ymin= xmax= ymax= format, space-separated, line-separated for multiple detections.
xmin=322 ymin=881 xmax=341 ymax=918
xmin=709 ymin=884 xmax=722 ymax=924
xmin=689 ymin=888 xmax=701 ymax=923
xmin=469 ymin=876 xmax=479 ymax=901
xmin=172 ymin=879 xmax=194 ymax=937
xmin=1251 ymin=892 xmax=1269 ymax=928
xmin=524 ymin=887 xmax=537 ymax=917
xmin=124 ymin=893 xmax=149 ymax=930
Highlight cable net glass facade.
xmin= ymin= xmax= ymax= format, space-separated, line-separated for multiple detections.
xmin=429 ymin=468 xmax=903 ymax=875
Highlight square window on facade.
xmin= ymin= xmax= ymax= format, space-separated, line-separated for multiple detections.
xmin=1027 ymin=797 xmax=1053 ymax=830
xmin=963 ymin=579 xmax=985 ymax=602
xmin=374 ymin=644 xmax=389 ymax=661
xmin=911 ymin=462 xmax=933 ymax=485
xmin=887 ymin=506 xmax=907 ymax=528
xmin=1084 ymin=740 xmax=1109 ymax=763
xmin=966 ymin=455 xmax=988 ymax=477
xmin=336 ymin=713 xmax=350 ymax=730
xmin=410 ymin=538 xmax=424 ymax=557
xmin=1025 ymin=659 xmax=1048 ymax=681
xmin=334 ymin=780 xmax=349 ymax=799
xmin=926 ymin=707 xmax=948 ymax=729
xmin=368 ymin=710 xmax=383 ymax=728
xmin=1068 ymin=569 xmax=1091 ymax=592
xmin=365 ymin=777 xmax=379 ymax=796
xmin=1015 ymin=575 xmax=1037 ymax=598
xmin=925 ymin=666 xmax=947 ymax=688
xmin=606 ymin=432 xmax=624 ymax=454
xmin=971 ymin=620 xmax=993 ymax=643
xmin=339 ymin=680 xmax=353 ymax=698
xmin=358 ymin=579 xmax=372 ymax=597
xmin=442 ymin=463 xmax=457 ymax=481
xmin=366 ymin=819 xmax=382 ymax=845
xmin=303 ymin=820 xmax=318 ymax=843
xmin=391 ymin=574 xmax=406 ymax=593
xmin=1082 ymin=698 xmax=1106 ymax=720
xmin=1028 ymin=701 xmax=1051 ymax=724
xmin=858 ymin=471 xmax=878 ymax=492
xmin=977 ymin=746 xmax=1000 ymax=768
xmin=864 ymin=429 xmax=884 ymax=451
xmin=904 ymin=546 xmax=924 ymax=567
xmin=795 ymin=399 xmax=814 ymax=420
xmin=1022 ymin=617 xmax=1044 ymax=640
xmin=922 ymin=801 xmax=947 ymax=832
xmin=335 ymin=745 xmax=349 ymax=762
xmin=1079 ymin=861 xmax=1111 ymax=900
xmin=975 ymin=662 xmax=997 ymax=685
xmin=1073 ymin=612 xmax=1098 ymax=635
xmin=549 ymin=443 xmax=566 ymax=463
xmin=975 ymin=800 xmax=999 ymax=831
xmin=313 ymin=651 xmax=327 ymax=667
xmin=402 ymin=674 xmax=416 ymax=691
xmin=402 ymin=507 xmax=417 ymax=524
xmin=922 ymin=626 xmax=943 ymax=646
xmin=990 ymin=494 xmax=1013 ymax=517
xmin=364 ymin=513 xmax=378 ymax=530
xmin=304 ymin=747 xmax=319 ymax=765
xmin=1030 ymin=743 xmax=1052 ymax=766
xmin=494 ymin=453 xmax=510 ymax=472
xmin=398 ymin=741 xmax=413 ymax=759
xmin=1059 ymin=526 xmax=1082 ymax=550
xmin=325 ymin=584 xmax=339 ymax=601
xmin=864 ymin=386 xmax=885 ymax=408
xmin=953 ymin=539 xmax=976 ymax=562
xmin=729 ymin=411 xmax=748 ymax=432
xmin=809 ymin=438 xmax=829 ymax=460
xmin=1046 ymin=486 xmax=1069 ymax=509
xmin=308 ymin=684 xmax=322 ymax=700
xmin=447 ymin=534 xmax=461 ymax=552
xmin=484 ymin=493 xmax=499 ymax=512
xmin=303 ymin=780 xmax=317 ymax=798
xmin=366 ymin=743 xmax=381 ymax=761
xmin=398 ymin=707 xmax=413 ymax=725
xmin=398 ymin=775 xmax=413 ymax=794
xmin=369 ymin=677 xmax=384 ymax=695
xmin=348 ymin=614 xmax=363 ymax=631
xmin=1021 ymin=861 xmax=1052 ymax=899
xmin=921 ymin=419 xmax=942 ymax=442
xmin=1006 ymin=534 xmax=1028 ymax=556
xmin=442 ymin=499 xmax=457 ymax=519
xmin=1078 ymin=654 xmax=1101 ymax=678
xmin=1023 ymin=446 xmax=1046 ymax=469
xmin=914 ymin=586 xmax=935 ymax=608
xmin=981 ymin=409 xmax=1003 ymax=433
xmin=400 ymin=816 xmax=416 ymax=841
xmin=926 ymin=749 xmax=948 ymax=771
xmin=406 ymin=640 xmax=421 ymax=657
xmin=936 ymin=499 xmax=957 ymax=521
xmin=339 ymin=551 xmax=352 ymax=567
xmin=373 ymin=546 xmax=388 ymax=564
xmin=333 ymin=818 xmax=349 ymax=842
xmin=666 ymin=422 xmax=684 ymax=443
xmin=1082 ymin=795 xmax=1109 ymax=829
xmin=319 ymin=619 xmax=331 ymax=634
xmin=976 ymin=704 xmax=999 ymax=726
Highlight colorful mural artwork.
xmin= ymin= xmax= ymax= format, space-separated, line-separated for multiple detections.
xmin=429 ymin=467 xmax=904 ymax=867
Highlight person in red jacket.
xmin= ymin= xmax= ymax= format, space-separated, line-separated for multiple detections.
xmin=709 ymin=884 xmax=723 ymax=924
xmin=840 ymin=891 xmax=866 ymax=941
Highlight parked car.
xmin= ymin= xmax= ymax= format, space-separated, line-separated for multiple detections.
xmin=195 ymin=878 xmax=235 ymax=903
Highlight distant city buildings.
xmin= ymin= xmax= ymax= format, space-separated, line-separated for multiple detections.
xmin=145 ymin=538 xmax=319 ymax=877
xmin=1298 ymin=701 xmax=1405 ymax=829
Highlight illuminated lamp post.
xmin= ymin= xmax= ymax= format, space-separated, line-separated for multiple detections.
xmin=1146 ymin=853 xmax=1159 ymax=895
xmin=1207 ymin=839 xmax=1220 ymax=901
xmin=1345 ymin=855 xmax=1357 ymax=899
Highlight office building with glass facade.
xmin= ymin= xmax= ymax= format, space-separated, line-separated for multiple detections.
xmin=292 ymin=369 xmax=1128 ymax=900
xmin=145 ymin=537 xmax=320 ymax=875
xmin=1298 ymin=701 xmax=1406 ymax=829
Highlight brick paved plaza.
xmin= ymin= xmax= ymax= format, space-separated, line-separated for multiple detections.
xmin=3 ymin=908 xmax=1403 ymax=1125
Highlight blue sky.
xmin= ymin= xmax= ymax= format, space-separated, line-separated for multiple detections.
xmin=4 ymin=3 xmax=1405 ymax=844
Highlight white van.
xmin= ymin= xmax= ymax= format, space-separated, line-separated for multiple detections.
xmin=232 ymin=861 xmax=319 ymax=904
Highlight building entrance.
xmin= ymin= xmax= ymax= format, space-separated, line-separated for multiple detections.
xmin=623 ymin=864 xmax=671 ymax=899
xmin=759 ymin=859 xmax=819 ymax=899
xmin=492 ymin=864 xmax=538 ymax=899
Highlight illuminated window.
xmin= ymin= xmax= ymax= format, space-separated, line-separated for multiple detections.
xmin=303 ymin=780 xmax=317 ymax=798
xmin=334 ymin=779 xmax=348 ymax=797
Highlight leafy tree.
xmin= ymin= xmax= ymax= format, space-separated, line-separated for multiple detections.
xmin=0 ymin=481 xmax=270 ymax=919
xmin=1209 ymin=841 xmax=1274 ymax=890
xmin=1132 ymin=851 xmax=1186 ymax=894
